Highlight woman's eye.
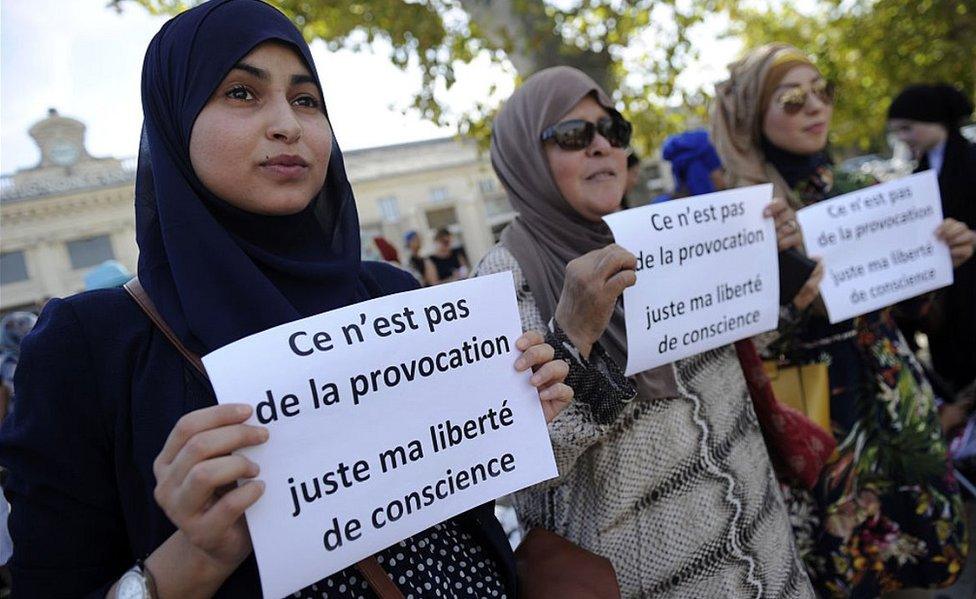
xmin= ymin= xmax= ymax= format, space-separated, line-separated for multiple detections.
xmin=226 ymin=85 xmax=254 ymax=101
xmin=293 ymin=95 xmax=321 ymax=109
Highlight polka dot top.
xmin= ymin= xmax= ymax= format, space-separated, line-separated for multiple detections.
xmin=293 ymin=519 xmax=508 ymax=599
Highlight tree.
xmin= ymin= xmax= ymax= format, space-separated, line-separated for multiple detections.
xmin=112 ymin=0 xmax=719 ymax=154
xmin=725 ymin=0 xmax=976 ymax=153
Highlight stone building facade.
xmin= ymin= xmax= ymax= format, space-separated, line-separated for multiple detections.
xmin=1 ymin=110 xmax=138 ymax=312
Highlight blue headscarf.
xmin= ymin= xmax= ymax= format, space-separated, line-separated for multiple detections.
xmin=662 ymin=129 xmax=723 ymax=196
xmin=137 ymin=0 xmax=377 ymax=354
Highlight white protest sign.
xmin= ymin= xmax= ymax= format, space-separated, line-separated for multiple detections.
xmin=202 ymin=272 xmax=557 ymax=599
xmin=795 ymin=170 xmax=952 ymax=324
xmin=603 ymin=184 xmax=779 ymax=375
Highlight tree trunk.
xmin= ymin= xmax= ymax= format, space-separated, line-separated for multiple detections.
xmin=459 ymin=0 xmax=614 ymax=91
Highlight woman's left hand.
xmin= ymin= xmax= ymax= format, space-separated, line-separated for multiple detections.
xmin=764 ymin=197 xmax=803 ymax=251
xmin=514 ymin=331 xmax=573 ymax=423
xmin=936 ymin=218 xmax=976 ymax=268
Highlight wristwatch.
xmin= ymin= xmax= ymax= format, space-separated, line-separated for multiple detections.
xmin=117 ymin=559 xmax=157 ymax=599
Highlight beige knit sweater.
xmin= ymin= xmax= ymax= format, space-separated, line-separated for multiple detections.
xmin=475 ymin=245 xmax=814 ymax=599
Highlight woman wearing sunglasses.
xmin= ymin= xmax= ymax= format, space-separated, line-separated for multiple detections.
xmin=711 ymin=43 xmax=972 ymax=597
xmin=0 ymin=2 xmax=575 ymax=597
xmin=473 ymin=66 xmax=814 ymax=598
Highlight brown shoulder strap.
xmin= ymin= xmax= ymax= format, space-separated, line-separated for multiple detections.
xmin=122 ymin=277 xmax=403 ymax=599
xmin=123 ymin=277 xmax=206 ymax=377
xmin=355 ymin=557 xmax=406 ymax=599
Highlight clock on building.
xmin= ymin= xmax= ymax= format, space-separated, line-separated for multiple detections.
xmin=49 ymin=141 xmax=80 ymax=166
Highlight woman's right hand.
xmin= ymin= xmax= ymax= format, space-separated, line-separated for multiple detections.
xmin=554 ymin=244 xmax=637 ymax=360
xmin=153 ymin=404 xmax=268 ymax=571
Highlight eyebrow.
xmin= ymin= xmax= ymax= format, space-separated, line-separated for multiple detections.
xmin=231 ymin=61 xmax=317 ymax=86
xmin=774 ymin=76 xmax=823 ymax=92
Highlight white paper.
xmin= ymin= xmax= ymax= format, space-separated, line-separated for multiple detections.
xmin=202 ymin=272 xmax=557 ymax=599
xmin=603 ymin=184 xmax=779 ymax=375
xmin=795 ymin=170 xmax=952 ymax=324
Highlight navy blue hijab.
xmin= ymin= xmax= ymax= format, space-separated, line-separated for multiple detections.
xmin=137 ymin=0 xmax=380 ymax=354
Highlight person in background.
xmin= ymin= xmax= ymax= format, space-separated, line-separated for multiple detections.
xmin=371 ymin=236 xmax=400 ymax=263
xmin=0 ymin=2 xmax=573 ymax=596
xmin=0 ymin=311 xmax=36 ymax=593
xmin=402 ymin=230 xmax=428 ymax=286
xmin=620 ymin=150 xmax=641 ymax=208
xmin=0 ymin=312 xmax=37 ymax=425
xmin=662 ymin=129 xmax=727 ymax=198
xmin=475 ymin=64 xmax=814 ymax=598
xmin=84 ymin=260 xmax=134 ymax=291
xmin=424 ymin=227 xmax=469 ymax=285
xmin=711 ymin=43 xmax=973 ymax=597
xmin=888 ymin=84 xmax=976 ymax=395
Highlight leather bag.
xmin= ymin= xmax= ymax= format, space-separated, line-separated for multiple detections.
xmin=515 ymin=528 xmax=621 ymax=599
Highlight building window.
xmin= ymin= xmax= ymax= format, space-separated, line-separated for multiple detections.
xmin=478 ymin=178 xmax=496 ymax=194
xmin=0 ymin=251 xmax=29 ymax=285
xmin=429 ymin=187 xmax=448 ymax=203
xmin=484 ymin=195 xmax=513 ymax=218
xmin=67 ymin=235 xmax=114 ymax=270
xmin=377 ymin=196 xmax=400 ymax=223
xmin=425 ymin=206 xmax=458 ymax=231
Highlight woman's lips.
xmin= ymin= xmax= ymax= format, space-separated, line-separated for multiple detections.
xmin=259 ymin=155 xmax=310 ymax=180
xmin=586 ymin=170 xmax=617 ymax=181
xmin=805 ymin=122 xmax=826 ymax=135
xmin=260 ymin=163 xmax=309 ymax=179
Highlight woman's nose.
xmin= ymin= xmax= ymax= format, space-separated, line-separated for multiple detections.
xmin=266 ymin=100 xmax=303 ymax=143
xmin=587 ymin=131 xmax=612 ymax=156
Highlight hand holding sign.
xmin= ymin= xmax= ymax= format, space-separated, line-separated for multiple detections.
xmin=152 ymin=404 xmax=266 ymax=573
xmin=554 ymin=244 xmax=638 ymax=360
xmin=935 ymin=218 xmax=976 ymax=268
xmin=514 ymin=330 xmax=573 ymax=422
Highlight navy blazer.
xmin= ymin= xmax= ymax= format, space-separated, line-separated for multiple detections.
xmin=0 ymin=263 xmax=517 ymax=598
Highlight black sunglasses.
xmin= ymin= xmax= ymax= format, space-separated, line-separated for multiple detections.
xmin=540 ymin=114 xmax=632 ymax=151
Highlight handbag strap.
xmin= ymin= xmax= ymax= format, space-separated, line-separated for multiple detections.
xmin=122 ymin=277 xmax=404 ymax=599
xmin=354 ymin=557 xmax=405 ymax=599
xmin=123 ymin=278 xmax=206 ymax=376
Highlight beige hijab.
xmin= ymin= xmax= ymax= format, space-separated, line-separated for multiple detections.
xmin=710 ymin=43 xmax=817 ymax=207
xmin=493 ymin=66 xmax=677 ymax=399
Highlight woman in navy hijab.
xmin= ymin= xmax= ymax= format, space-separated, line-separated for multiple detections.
xmin=0 ymin=1 xmax=571 ymax=596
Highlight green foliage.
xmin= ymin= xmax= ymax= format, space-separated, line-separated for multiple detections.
xmin=112 ymin=1 xmax=975 ymax=155
xmin=725 ymin=0 xmax=976 ymax=153
xmin=110 ymin=0 xmax=717 ymax=152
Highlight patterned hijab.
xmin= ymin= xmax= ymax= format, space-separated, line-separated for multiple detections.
xmin=710 ymin=43 xmax=827 ymax=207
xmin=493 ymin=66 xmax=677 ymax=398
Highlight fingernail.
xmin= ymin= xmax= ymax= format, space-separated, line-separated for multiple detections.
xmin=237 ymin=405 xmax=252 ymax=417
xmin=258 ymin=427 xmax=270 ymax=441
xmin=530 ymin=374 xmax=541 ymax=385
xmin=514 ymin=358 xmax=525 ymax=370
xmin=249 ymin=462 xmax=261 ymax=476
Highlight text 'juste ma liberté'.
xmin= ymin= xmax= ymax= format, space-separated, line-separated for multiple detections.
xmin=285 ymin=398 xmax=516 ymax=518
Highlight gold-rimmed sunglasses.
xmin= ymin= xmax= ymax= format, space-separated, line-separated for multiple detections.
xmin=778 ymin=79 xmax=835 ymax=114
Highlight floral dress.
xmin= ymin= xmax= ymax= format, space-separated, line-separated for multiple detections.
xmin=778 ymin=165 xmax=968 ymax=597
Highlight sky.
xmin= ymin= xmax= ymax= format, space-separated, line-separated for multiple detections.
xmin=0 ymin=0 xmax=740 ymax=175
